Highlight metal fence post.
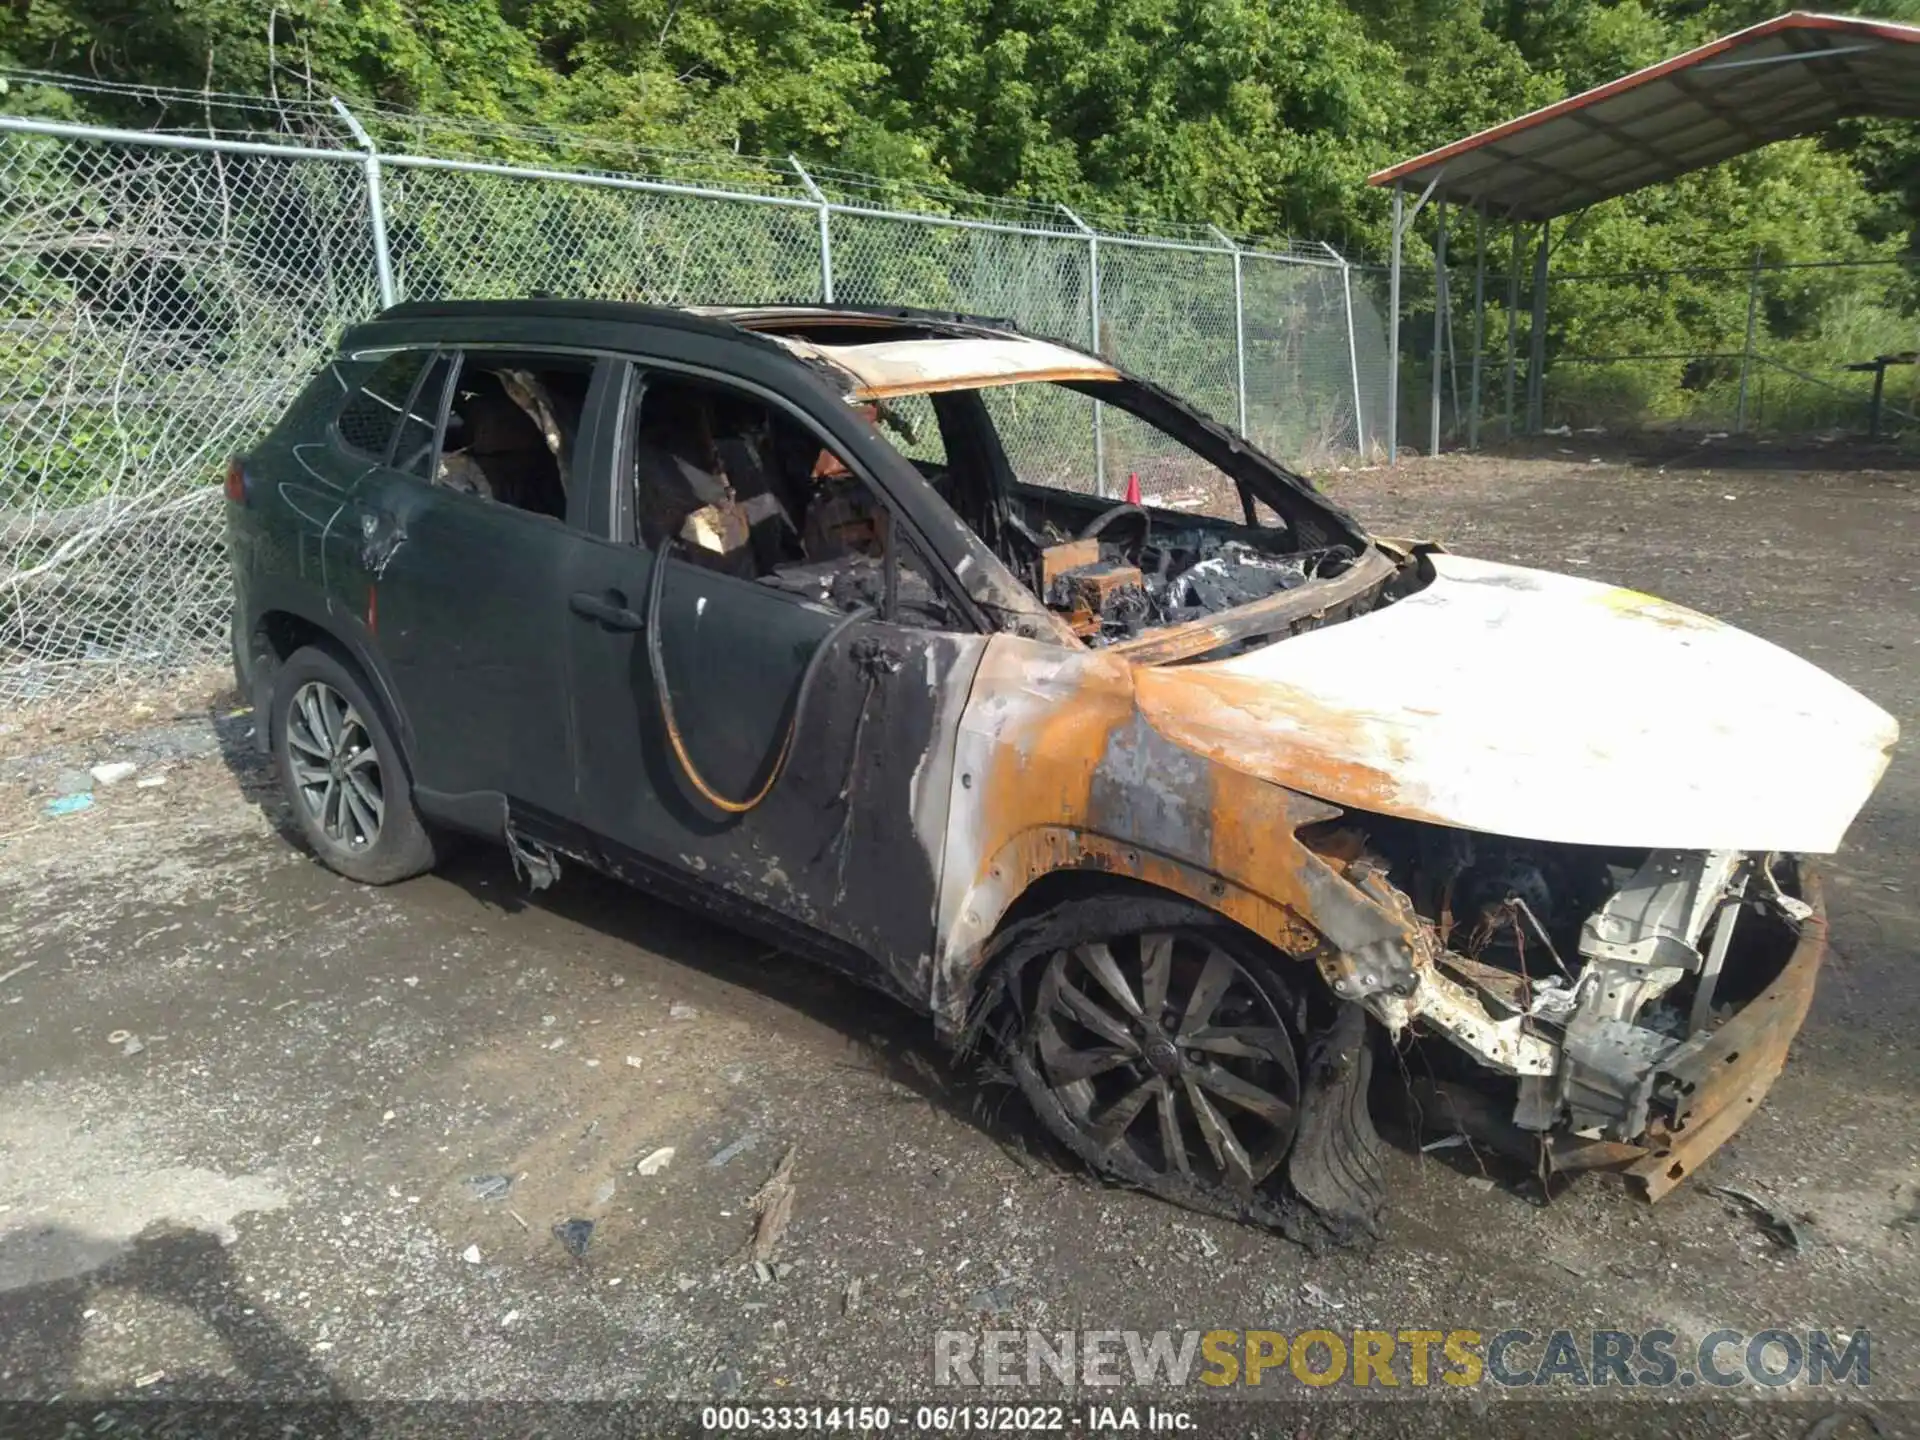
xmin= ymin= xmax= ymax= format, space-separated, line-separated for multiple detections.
xmin=1735 ymin=245 xmax=1762 ymax=433
xmin=1321 ymin=242 xmax=1365 ymax=458
xmin=789 ymin=156 xmax=834 ymax=303
xmin=1059 ymin=204 xmax=1106 ymax=494
xmin=1209 ymin=226 xmax=1249 ymax=439
xmin=331 ymin=98 xmax=397 ymax=308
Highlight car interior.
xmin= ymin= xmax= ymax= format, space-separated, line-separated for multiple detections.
xmin=703 ymin=314 xmax=1365 ymax=645
xmin=427 ymin=353 xmax=593 ymax=519
xmin=627 ymin=374 xmax=957 ymax=628
xmin=377 ymin=322 xmax=1362 ymax=645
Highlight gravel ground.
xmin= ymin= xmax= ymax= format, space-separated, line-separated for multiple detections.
xmin=1 ymin=442 xmax=1915 ymax=1436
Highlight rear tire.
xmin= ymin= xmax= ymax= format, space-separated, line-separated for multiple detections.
xmin=271 ymin=646 xmax=435 ymax=885
xmin=993 ymin=892 xmax=1383 ymax=1246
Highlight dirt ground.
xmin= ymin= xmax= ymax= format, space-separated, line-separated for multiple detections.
xmin=1 ymin=441 xmax=1916 ymax=1435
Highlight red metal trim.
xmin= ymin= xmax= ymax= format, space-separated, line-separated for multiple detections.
xmin=1368 ymin=11 xmax=1920 ymax=189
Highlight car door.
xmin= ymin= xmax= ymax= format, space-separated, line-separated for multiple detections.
xmin=345 ymin=347 xmax=614 ymax=823
xmin=564 ymin=359 xmax=989 ymax=993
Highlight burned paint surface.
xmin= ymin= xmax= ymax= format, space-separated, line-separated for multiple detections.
xmin=770 ymin=335 xmax=1120 ymax=399
xmin=933 ymin=634 xmax=1419 ymax=1030
xmin=1137 ymin=553 xmax=1899 ymax=853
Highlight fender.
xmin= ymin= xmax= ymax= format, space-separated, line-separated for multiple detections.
xmin=242 ymin=574 xmax=417 ymax=777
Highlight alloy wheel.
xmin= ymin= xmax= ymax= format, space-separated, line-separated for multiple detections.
xmin=286 ymin=680 xmax=384 ymax=851
xmin=1030 ymin=931 xmax=1300 ymax=1194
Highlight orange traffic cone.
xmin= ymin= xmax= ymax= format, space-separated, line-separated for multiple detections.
xmin=1125 ymin=472 xmax=1141 ymax=505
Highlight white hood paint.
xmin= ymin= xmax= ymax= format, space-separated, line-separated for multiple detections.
xmin=1136 ymin=553 xmax=1898 ymax=853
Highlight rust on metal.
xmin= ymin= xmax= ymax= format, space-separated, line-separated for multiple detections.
xmin=1625 ymin=870 xmax=1828 ymax=1201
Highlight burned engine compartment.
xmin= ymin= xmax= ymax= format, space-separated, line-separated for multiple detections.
xmin=1311 ymin=816 xmax=1806 ymax=1152
xmin=1014 ymin=498 xmax=1358 ymax=645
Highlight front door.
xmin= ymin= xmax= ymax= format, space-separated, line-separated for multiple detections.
xmin=564 ymin=363 xmax=986 ymax=993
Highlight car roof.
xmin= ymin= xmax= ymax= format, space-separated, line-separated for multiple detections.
xmin=770 ymin=334 xmax=1118 ymax=399
xmin=346 ymin=298 xmax=1105 ymax=401
xmin=355 ymin=298 xmax=1021 ymax=342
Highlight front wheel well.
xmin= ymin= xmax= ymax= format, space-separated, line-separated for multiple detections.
xmin=955 ymin=871 xmax=1323 ymax=1050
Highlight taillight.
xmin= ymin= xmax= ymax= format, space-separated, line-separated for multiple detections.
xmin=225 ymin=455 xmax=249 ymax=505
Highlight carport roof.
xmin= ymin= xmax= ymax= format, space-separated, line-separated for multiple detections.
xmin=1368 ymin=11 xmax=1920 ymax=222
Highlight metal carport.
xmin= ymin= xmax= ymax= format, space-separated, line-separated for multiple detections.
xmin=1367 ymin=10 xmax=1920 ymax=461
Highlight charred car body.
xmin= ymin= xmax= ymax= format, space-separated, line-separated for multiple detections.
xmin=228 ymin=300 xmax=1897 ymax=1245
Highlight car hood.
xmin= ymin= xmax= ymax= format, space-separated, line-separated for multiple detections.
xmin=1132 ymin=552 xmax=1898 ymax=853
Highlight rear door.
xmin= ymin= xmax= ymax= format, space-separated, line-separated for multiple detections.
xmin=564 ymin=359 xmax=988 ymax=992
xmin=343 ymin=347 xmax=613 ymax=822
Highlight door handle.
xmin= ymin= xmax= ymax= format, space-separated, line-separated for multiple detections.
xmin=569 ymin=590 xmax=645 ymax=631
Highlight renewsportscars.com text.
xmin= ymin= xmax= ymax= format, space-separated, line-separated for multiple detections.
xmin=934 ymin=1327 xmax=1869 ymax=1390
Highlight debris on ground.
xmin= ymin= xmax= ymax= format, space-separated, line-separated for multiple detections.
xmin=709 ymin=1132 xmax=759 ymax=1168
xmin=1803 ymin=1409 xmax=1886 ymax=1440
xmin=1465 ymin=1176 xmax=1497 ymax=1193
xmin=45 ymin=793 xmax=92 ymax=816
xmin=1302 ymin=1281 xmax=1345 ymax=1310
xmin=635 ymin=1146 xmax=675 ymax=1177
xmin=623 ymin=1055 xmax=643 ymax=1069
xmin=843 ymin=1276 xmax=862 ymax=1315
xmin=553 ymin=1218 xmax=595 ymax=1259
xmin=461 ymin=1244 xmax=483 ymax=1265
xmin=970 ymin=1282 xmax=1015 ymax=1315
xmin=593 ymin=1178 xmax=616 ymax=1206
xmin=135 ymin=774 xmax=166 ymax=789
xmin=89 ymin=761 xmax=137 ymax=787
xmin=1420 ymin=1134 xmax=1469 ymax=1153
xmin=467 ymin=1174 xmax=513 ymax=1202
xmin=669 ymin=1002 xmax=698 ymax=1021
xmin=1710 ymin=1183 xmax=1808 ymax=1253
xmin=1172 ymin=1222 xmax=1220 ymax=1259
xmin=748 ymin=1147 xmax=797 ymax=1264
xmin=0 ymin=960 xmax=37 ymax=987
xmin=106 ymin=1029 xmax=144 ymax=1056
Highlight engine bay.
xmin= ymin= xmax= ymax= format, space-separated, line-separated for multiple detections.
xmin=1027 ymin=507 xmax=1358 ymax=644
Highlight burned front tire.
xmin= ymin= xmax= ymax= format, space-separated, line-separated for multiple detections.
xmin=995 ymin=893 xmax=1384 ymax=1247
xmin=271 ymin=645 xmax=435 ymax=886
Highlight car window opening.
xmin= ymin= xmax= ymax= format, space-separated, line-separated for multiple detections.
xmin=900 ymin=378 xmax=1360 ymax=647
xmin=629 ymin=375 xmax=954 ymax=630
xmin=428 ymin=358 xmax=591 ymax=518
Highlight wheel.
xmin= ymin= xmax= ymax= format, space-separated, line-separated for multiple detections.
xmin=997 ymin=893 xmax=1383 ymax=1244
xmin=271 ymin=645 xmax=435 ymax=885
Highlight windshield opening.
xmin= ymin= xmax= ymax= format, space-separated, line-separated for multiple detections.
xmin=865 ymin=375 xmax=1366 ymax=646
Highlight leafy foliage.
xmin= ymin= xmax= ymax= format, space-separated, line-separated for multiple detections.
xmin=2 ymin=0 xmax=1916 ymax=432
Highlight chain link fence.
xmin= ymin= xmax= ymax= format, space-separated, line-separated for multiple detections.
xmin=0 ymin=89 xmax=1389 ymax=704
xmin=1400 ymin=237 xmax=1918 ymax=449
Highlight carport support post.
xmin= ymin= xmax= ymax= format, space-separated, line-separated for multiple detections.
xmin=1209 ymin=225 xmax=1249 ymax=439
xmin=1735 ymin=245 xmax=1762 ymax=433
xmin=1469 ymin=203 xmax=1487 ymax=451
xmin=1505 ymin=222 xmax=1520 ymax=438
xmin=1388 ymin=186 xmax=1403 ymax=465
xmin=1430 ymin=200 xmax=1448 ymax=457
xmin=1527 ymin=218 xmax=1551 ymax=434
xmin=789 ymin=156 xmax=834 ymax=303
xmin=1060 ymin=204 xmax=1106 ymax=494
xmin=331 ymin=98 xmax=396 ymax=309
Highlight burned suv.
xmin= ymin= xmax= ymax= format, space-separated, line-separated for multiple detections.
xmin=228 ymin=300 xmax=1896 ymax=1244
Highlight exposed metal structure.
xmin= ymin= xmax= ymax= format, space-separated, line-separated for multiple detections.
xmin=1368 ymin=10 xmax=1920 ymax=462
